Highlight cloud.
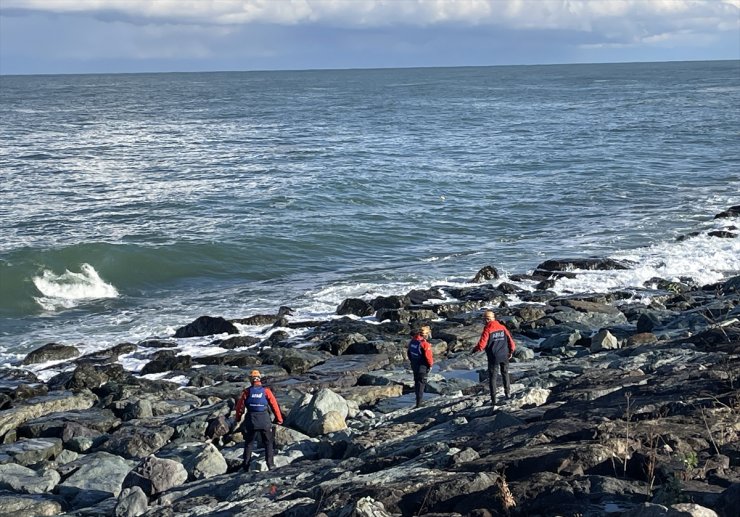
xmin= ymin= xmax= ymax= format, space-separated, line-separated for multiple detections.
xmin=4 ymin=1 xmax=739 ymax=35
xmin=1 ymin=1 xmax=737 ymax=74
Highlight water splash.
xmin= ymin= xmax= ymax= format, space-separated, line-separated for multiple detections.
xmin=32 ymin=263 xmax=119 ymax=311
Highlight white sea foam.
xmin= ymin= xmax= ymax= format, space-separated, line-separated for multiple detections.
xmin=553 ymin=227 xmax=740 ymax=295
xmin=32 ymin=263 xmax=119 ymax=311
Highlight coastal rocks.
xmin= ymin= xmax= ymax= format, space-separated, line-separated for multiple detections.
xmin=0 ymin=463 xmax=60 ymax=494
xmin=21 ymin=342 xmax=79 ymax=365
xmin=174 ymin=316 xmax=238 ymax=338
xmin=0 ymin=390 xmax=97 ymax=440
xmin=536 ymin=257 xmax=632 ymax=272
xmin=591 ymin=329 xmax=619 ymax=352
xmin=714 ymin=205 xmax=740 ymax=219
xmin=0 ymin=438 xmax=62 ymax=466
xmin=472 ymin=264 xmax=500 ymax=282
xmin=259 ymin=348 xmax=330 ymax=374
xmin=97 ymin=421 xmax=175 ymax=459
xmin=57 ymin=451 xmax=137 ymax=507
xmin=336 ymin=298 xmax=375 ymax=317
xmin=122 ymin=456 xmax=188 ymax=496
xmin=115 ymin=486 xmax=148 ymax=517
xmin=287 ymin=388 xmax=350 ymax=436
xmin=0 ymin=493 xmax=62 ymax=516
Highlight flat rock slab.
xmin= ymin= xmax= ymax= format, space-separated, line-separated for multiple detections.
xmin=308 ymin=354 xmax=390 ymax=377
xmin=0 ymin=438 xmax=63 ymax=466
xmin=57 ymin=451 xmax=137 ymax=507
xmin=0 ymin=390 xmax=97 ymax=439
xmin=18 ymin=408 xmax=120 ymax=439
xmin=0 ymin=493 xmax=63 ymax=517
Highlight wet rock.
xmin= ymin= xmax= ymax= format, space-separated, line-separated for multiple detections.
xmin=211 ymin=335 xmax=260 ymax=350
xmin=471 ymin=265 xmax=500 ymax=283
xmin=336 ymin=298 xmax=375 ymax=317
xmin=174 ymin=316 xmax=238 ymax=338
xmin=259 ymin=348 xmax=331 ymax=375
xmin=17 ymin=408 xmax=120 ymax=439
xmin=21 ymin=342 xmax=79 ymax=365
xmin=714 ymin=205 xmax=740 ymax=219
xmin=536 ymin=257 xmax=632 ymax=271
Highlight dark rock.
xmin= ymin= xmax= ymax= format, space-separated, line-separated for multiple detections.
xmin=231 ymin=306 xmax=293 ymax=326
xmin=714 ymin=205 xmax=740 ymax=219
xmin=174 ymin=316 xmax=238 ymax=338
xmin=75 ymin=342 xmax=137 ymax=365
xmin=536 ymin=257 xmax=631 ymax=271
xmin=336 ymin=298 xmax=375 ymax=317
xmin=97 ymin=422 xmax=175 ymax=459
xmin=211 ymin=335 xmax=260 ymax=350
xmin=192 ymin=351 xmax=262 ymax=368
xmin=137 ymin=339 xmax=178 ymax=348
xmin=21 ymin=343 xmax=79 ymax=365
xmin=375 ymin=308 xmax=437 ymax=324
xmin=259 ymin=348 xmax=330 ymax=375
xmin=708 ymin=230 xmax=737 ymax=238
xmin=471 ymin=265 xmax=500 ymax=283
xmin=141 ymin=354 xmax=192 ymax=375
xmin=370 ymin=295 xmax=410 ymax=312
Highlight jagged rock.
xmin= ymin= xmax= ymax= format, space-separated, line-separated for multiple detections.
xmin=140 ymin=354 xmax=192 ymax=375
xmin=98 ymin=422 xmax=174 ymax=459
xmin=337 ymin=298 xmax=375 ymax=317
xmin=115 ymin=486 xmax=148 ymax=517
xmin=371 ymin=294 xmax=410 ymax=312
xmin=472 ymin=265 xmax=500 ymax=283
xmin=626 ymin=332 xmax=658 ymax=347
xmin=174 ymin=316 xmax=238 ymax=338
xmin=259 ymin=348 xmax=331 ymax=375
xmin=158 ymin=442 xmax=227 ymax=480
xmin=714 ymin=205 xmax=740 ymax=219
xmin=320 ymin=332 xmax=369 ymax=355
xmin=539 ymin=330 xmax=582 ymax=351
xmin=0 ymin=464 xmax=60 ymax=494
xmin=591 ymin=329 xmax=619 ymax=352
xmin=122 ymin=456 xmax=188 ymax=496
xmin=287 ymin=388 xmax=349 ymax=436
xmin=335 ymin=385 xmax=403 ymax=407
xmin=137 ymin=339 xmax=178 ymax=348
xmin=375 ymin=308 xmax=437 ymax=324
xmin=21 ymin=342 xmax=79 ymax=365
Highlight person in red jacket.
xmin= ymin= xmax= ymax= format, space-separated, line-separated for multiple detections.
xmin=472 ymin=310 xmax=516 ymax=410
xmin=234 ymin=369 xmax=283 ymax=470
xmin=407 ymin=324 xmax=434 ymax=408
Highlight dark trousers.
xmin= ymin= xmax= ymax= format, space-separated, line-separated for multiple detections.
xmin=487 ymin=360 xmax=510 ymax=407
xmin=243 ymin=427 xmax=275 ymax=469
xmin=413 ymin=368 xmax=428 ymax=407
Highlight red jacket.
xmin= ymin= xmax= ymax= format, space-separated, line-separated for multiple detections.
xmin=407 ymin=334 xmax=434 ymax=368
xmin=474 ymin=320 xmax=516 ymax=360
xmin=235 ymin=382 xmax=284 ymax=425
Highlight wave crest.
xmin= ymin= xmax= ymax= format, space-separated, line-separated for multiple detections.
xmin=32 ymin=263 xmax=119 ymax=311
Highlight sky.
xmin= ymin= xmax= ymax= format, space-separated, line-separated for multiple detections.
xmin=0 ymin=0 xmax=738 ymax=75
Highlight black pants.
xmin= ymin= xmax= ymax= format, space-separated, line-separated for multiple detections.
xmin=487 ymin=360 xmax=510 ymax=407
xmin=243 ymin=427 xmax=275 ymax=469
xmin=413 ymin=367 xmax=428 ymax=407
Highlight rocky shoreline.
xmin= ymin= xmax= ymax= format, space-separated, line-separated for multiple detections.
xmin=1 ymin=207 xmax=738 ymax=517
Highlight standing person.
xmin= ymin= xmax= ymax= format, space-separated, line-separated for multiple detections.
xmin=472 ymin=310 xmax=516 ymax=411
xmin=407 ymin=324 xmax=434 ymax=408
xmin=234 ymin=369 xmax=283 ymax=470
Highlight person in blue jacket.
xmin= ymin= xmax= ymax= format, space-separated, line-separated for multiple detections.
xmin=407 ymin=324 xmax=434 ymax=408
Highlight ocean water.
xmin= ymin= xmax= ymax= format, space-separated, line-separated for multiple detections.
xmin=1 ymin=61 xmax=739 ymax=377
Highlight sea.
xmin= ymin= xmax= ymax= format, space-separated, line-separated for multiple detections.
xmin=1 ymin=60 xmax=739 ymax=380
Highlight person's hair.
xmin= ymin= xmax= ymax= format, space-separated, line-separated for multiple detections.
xmin=411 ymin=323 xmax=431 ymax=336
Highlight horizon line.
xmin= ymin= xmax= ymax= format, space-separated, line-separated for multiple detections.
xmin=1 ymin=58 xmax=738 ymax=78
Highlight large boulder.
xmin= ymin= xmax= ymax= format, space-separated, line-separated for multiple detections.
xmin=0 ymin=493 xmax=62 ymax=516
xmin=286 ymin=389 xmax=350 ymax=436
xmin=174 ymin=316 xmax=238 ymax=338
xmin=0 ymin=390 xmax=97 ymax=440
xmin=98 ymin=422 xmax=175 ymax=459
xmin=57 ymin=451 xmax=137 ymax=508
xmin=22 ymin=343 xmax=79 ymax=365
xmin=0 ymin=463 xmax=60 ymax=494
xmin=122 ymin=456 xmax=188 ymax=496
xmin=336 ymin=298 xmax=375 ymax=317
xmin=0 ymin=438 xmax=63 ymax=466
